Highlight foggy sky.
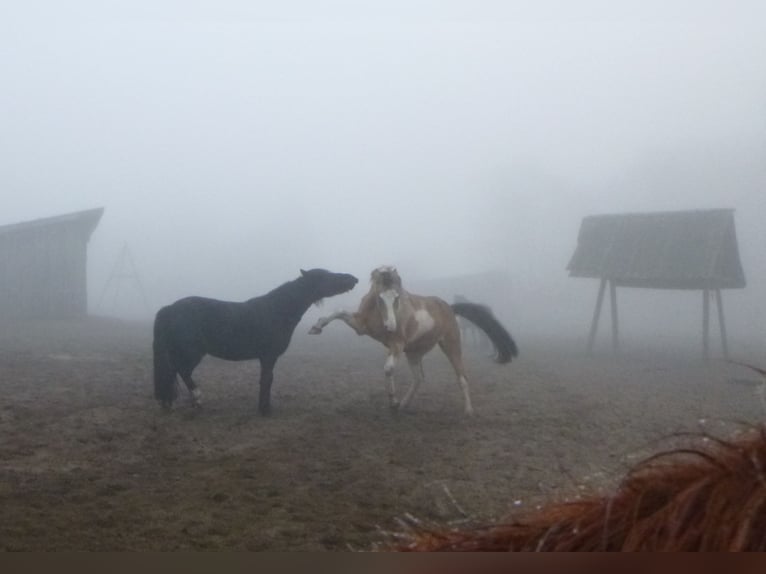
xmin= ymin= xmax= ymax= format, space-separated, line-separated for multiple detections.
xmin=1 ymin=1 xmax=765 ymax=346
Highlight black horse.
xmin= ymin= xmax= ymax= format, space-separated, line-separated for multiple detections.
xmin=153 ymin=268 xmax=358 ymax=415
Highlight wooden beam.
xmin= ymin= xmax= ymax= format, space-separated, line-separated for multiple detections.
xmin=587 ymin=278 xmax=607 ymax=355
xmin=702 ymin=289 xmax=710 ymax=361
xmin=609 ymin=280 xmax=619 ymax=354
xmin=715 ymin=289 xmax=730 ymax=360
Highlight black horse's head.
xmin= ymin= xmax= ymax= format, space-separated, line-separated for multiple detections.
xmin=300 ymin=268 xmax=358 ymax=300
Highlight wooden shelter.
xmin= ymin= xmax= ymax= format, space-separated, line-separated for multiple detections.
xmin=567 ymin=209 xmax=746 ymax=358
xmin=0 ymin=208 xmax=104 ymax=319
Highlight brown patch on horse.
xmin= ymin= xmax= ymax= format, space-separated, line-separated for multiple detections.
xmin=403 ymin=313 xmax=421 ymax=340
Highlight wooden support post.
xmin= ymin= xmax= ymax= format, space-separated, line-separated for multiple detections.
xmin=609 ymin=280 xmax=619 ymax=354
xmin=715 ymin=289 xmax=729 ymax=360
xmin=702 ymin=289 xmax=710 ymax=361
xmin=587 ymin=278 xmax=607 ymax=355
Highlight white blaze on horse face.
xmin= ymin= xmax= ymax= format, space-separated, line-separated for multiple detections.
xmin=379 ymin=289 xmax=399 ymax=332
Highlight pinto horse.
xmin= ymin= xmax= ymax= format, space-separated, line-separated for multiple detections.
xmin=153 ymin=268 xmax=358 ymax=415
xmin=309 ymin=266 xmax=517 ymax=415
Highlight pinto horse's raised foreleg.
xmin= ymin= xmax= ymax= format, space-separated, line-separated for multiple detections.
xmin=308 ymin=311 xmax=366 ymax=335
xmin=438 ymin=336 xmax=474 ymax=416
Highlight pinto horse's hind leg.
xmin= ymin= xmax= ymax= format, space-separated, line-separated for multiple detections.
xmin=399 ymin=353 xmax=425 ymax=411
xmin=438 ymin=335 xmax=474 ymax=416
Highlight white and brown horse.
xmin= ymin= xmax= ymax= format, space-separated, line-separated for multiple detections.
xmin=308 ymin=266 xmax=518 ymax=415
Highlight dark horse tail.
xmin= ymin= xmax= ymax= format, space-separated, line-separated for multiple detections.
xmin=153 ymin=306 xmax=177 ymax=407
xmin=451 ymin=302 xmax=519 ymax=364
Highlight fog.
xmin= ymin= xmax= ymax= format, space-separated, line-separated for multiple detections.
xmin=2 ymin=1 xmax=765 ymax=352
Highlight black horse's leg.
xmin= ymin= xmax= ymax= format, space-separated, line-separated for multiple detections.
xmin=179 ymin=372 xmax=202 ymax=408
xmin=257 ymin=356 xmax=277 ymax=416
xmin=176 ymin=353 xmax=204 ymax=408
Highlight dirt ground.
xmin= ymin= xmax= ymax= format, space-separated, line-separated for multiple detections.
xmin=1 ymin=316 xmax=764 ymax=551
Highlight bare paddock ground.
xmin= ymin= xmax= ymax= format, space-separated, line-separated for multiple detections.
xmin=0 ymin=317 xmax=764 ymax=550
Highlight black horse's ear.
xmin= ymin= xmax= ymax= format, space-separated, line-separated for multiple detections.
xmin=300 ymin=269 xmax=307 ymax=276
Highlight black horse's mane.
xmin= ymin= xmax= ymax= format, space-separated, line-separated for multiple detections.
xmin=252 ymin=269 xmax=331 ymax=307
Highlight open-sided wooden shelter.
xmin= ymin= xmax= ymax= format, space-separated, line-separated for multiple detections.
xmin=567 ymin=209 xmax=746 ymax=358
xmin=0 ymin=208 xmax=104 ymax=319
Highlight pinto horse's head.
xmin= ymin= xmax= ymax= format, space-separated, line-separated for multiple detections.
xmin=299 ymin=268 xmax=358 ymax=301
xmin=371 ymin=266 xmax=402 ymax=332
xmin=370 ymin=265 xmax=402 ymax=291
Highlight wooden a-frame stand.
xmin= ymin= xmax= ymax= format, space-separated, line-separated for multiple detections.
xmin=95 ymin=243 xmax=151 ymax=316
xmin=586 ymin=279 xmax=729 ymax=360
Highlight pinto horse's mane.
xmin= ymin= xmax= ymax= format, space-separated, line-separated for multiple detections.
xmin=397 ymin=424 xmax=766 ymax=551
xmin=369 ymin=265 xmax=403 ymax=293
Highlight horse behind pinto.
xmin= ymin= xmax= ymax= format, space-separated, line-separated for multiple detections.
xmin=309 ymin=266 xmax=517 ymax=415
xmin=153 ymin=268 xmax=358 ymax=415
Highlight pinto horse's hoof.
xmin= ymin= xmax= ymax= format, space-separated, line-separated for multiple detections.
xmin=308 ymin=325 xmax=322 ymax=334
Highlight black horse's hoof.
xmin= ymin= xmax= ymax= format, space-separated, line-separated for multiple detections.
xmin=259 ymin=406 xmax=272 ymax=416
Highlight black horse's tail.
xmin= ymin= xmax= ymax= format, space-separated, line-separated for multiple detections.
xmin=451 ymin=302 xmax=519 ymax=364
xmin=153 ymin=306 xmax=177 ymax=408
